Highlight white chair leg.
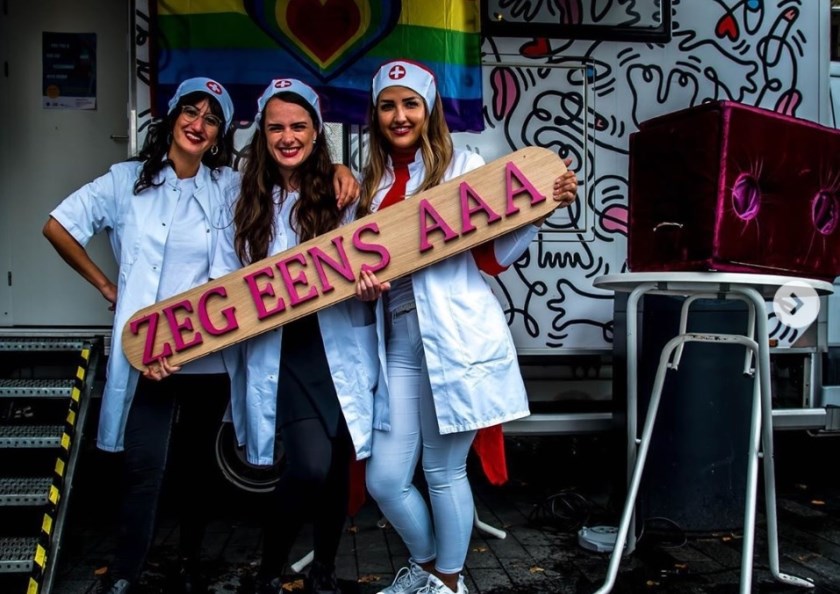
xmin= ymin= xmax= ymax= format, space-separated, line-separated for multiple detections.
xmin=474 ymin=506 xmax=506 ymax=539
xmin=594 ymin=334 xmax=682 ymax=594
xmin=743 ymin=289 xmax=814 ymax=590
xmin=291 ymin=550 xmax=314 ymax=574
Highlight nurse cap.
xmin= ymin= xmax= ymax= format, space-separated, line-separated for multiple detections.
xmin=255 ymin=78 xmax=322 ymax=128
xmin=371 ymin=59 xmax=438 ymax=113
xmin=167 ymin=77 xmax=234 ymax=129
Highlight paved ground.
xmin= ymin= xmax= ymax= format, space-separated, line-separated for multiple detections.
xmin=16 ymin=432 xmax=840 ymax=593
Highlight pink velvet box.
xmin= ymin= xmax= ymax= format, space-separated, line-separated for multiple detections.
xmin=628 ymin=101 xmax=840 ymax=281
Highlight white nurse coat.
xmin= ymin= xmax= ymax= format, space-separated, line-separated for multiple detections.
xmin=50 ymin=161 xmax=239 ymax=452
xmin=211 ymin=188 xmax=389 ymax=466
xmin=368 ymin=149 xmax=534 ymax=434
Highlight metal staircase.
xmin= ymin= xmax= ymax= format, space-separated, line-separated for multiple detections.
xmin=0 ymin=337 xmax=102 ymax=594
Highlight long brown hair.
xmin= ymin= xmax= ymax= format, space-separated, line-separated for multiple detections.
xmin=357 ymin=93 xmax=452 ymax=217
xmin=234 ymin=92 xmax=341 ymax=264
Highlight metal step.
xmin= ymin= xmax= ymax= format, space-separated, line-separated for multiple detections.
xmin=0 ymin=336 xmax=101 ymax=590
xmin=0 ymin=425 xmax=63 ymax=449
xmin=0 ymin=477 xmax=52 ymax=506
xmin=0 ymin=536 xmax=37 ymax=573
xmin=0 ymin=379 xmax=75 ymax=398
xmin=504 ymin=412 xmax=614 ymax=435
xmin=0 ymin=337 xmax=91 ymax=352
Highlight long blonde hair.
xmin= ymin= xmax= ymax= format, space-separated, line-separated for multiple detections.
xmin=357 ymin=93 xmax=453 ymax=217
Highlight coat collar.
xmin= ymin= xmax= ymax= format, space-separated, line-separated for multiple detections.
xmin=158 ymin=160 xmax=215 ymax=221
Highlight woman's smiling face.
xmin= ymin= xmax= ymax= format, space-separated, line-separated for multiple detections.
xmin=376 ymin=86 xmax=427 ymax=151
xmin=263 ymin=97 xmax=317 ymax=184
xmin=170 ymin=97 xmax=221 ymax=160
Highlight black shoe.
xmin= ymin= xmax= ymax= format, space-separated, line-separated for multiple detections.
xmin=306 ymin=561 xmax=340 ymax=594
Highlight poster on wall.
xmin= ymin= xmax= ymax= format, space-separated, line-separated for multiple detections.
xmin=42 ymin=32 xmax=97 ymax=110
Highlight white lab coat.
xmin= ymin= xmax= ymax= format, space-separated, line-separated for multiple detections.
xmin=211 ymin=189 xmax=388 ymax=466
xmin=50 ymin=161 xmax=239 ymax=451
xmin=369 ymin=149 xmax=532 ymax=434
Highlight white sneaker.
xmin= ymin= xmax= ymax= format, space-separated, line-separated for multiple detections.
xmin=378 ymin=559 xmax=430 ymax=594
xmin=417 ymin=573 xmax=468 ymax=594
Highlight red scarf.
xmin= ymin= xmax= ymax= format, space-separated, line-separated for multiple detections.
xmin=378 ymin=149 xmax=414 ymax=211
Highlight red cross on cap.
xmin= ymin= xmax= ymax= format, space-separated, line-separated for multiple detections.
xmin=206 ymin=81 xmax=222 ymax=95
xmin=388 ymin=65 xmax=406 ymax=80
xmin=275 ymin=79 xmax=292 ymax=88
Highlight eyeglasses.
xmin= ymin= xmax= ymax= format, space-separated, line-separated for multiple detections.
xmin=180 ymin=105 xmax=223 ymax=128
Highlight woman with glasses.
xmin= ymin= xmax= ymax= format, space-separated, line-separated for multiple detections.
xmin=43 ymin=77 xmax=237 ymax=594
xmin=42 ymin=77 xmax=358 ymax=594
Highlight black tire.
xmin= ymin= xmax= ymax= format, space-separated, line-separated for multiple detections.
xmin=214 ymin=421 xmax=283 ymax=493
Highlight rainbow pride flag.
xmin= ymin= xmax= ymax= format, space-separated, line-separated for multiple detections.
xmin=154 ymin=0 xmax=483 ymax=131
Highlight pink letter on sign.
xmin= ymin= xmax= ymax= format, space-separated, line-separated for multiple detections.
xmin=198 ymin=286 xmax=239 ymax=336
xmin=243 ymin=267 xmax=286 ymax=320
xmin=459 ymin=181 xmax=501 ymax=234
xmin=308 ymin=237 xmax=355 ymax=294
xmin=129 ymin=312 xmax=173 ymax=366
xmin=276 ymin=253 xmax=318 ymax=307
xmin=505 ymin=161 xmax=546 ymax=215
xmin=163 ymin=300 xmax=203 ymax=352
xmin=353 ymin=222 xmax=391 ymax=273
xmin=418 ymin=199 xmax=458 ymax=253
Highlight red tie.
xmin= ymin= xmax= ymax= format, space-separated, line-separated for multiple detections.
xmin=378 ymin=151 xmax=414 ymax=210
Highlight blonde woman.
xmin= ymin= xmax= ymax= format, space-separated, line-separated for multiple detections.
xmin=355 ymin=60 xmax=578 ymax=594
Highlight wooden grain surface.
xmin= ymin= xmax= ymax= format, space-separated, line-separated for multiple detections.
xmin=121 ymin=146 xmax=566 ymax=370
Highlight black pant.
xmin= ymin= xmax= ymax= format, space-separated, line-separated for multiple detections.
xmin=259 ymin=416 xmax=352 ymax=577
xmin=110 ymin=373 xmax=229 ymax=583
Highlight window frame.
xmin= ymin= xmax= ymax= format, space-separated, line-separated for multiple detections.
xmin=480 ymin=0 xmax=673 ymax=43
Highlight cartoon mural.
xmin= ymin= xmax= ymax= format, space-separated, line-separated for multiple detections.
xmin=457 ymin=0 xmax=825 ymax=351
xmin=132 ymin=0 xmax=827 ymax=352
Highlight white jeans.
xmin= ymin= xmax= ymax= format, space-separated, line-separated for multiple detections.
xmin=366 ymin=307 xmax=476 ymax=574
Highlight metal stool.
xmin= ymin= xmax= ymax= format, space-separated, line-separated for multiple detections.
xmin=592 ymin=272 xmax=829 ymax=594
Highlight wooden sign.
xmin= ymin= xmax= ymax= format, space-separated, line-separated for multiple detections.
xmin=122 ymin=147 xmax=566 ymax=370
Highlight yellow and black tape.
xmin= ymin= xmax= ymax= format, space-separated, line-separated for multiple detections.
xmin=27 ymin=537 xmax=49 ymax=593
xmin=58 ymin=341 xmax=94 ymax=465
xmin=26 ymin=343 xmax=97 ymax=594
